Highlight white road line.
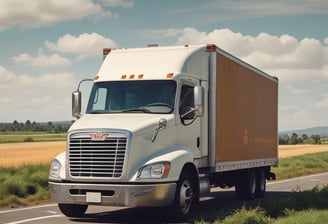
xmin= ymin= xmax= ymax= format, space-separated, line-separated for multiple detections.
xmin=0 ymin=204 xmax=57 ymax=214
xmin=3 ymin=214 xmax=62 ymax=224
xmin=46 ymin=210 xmax=58 ymax=214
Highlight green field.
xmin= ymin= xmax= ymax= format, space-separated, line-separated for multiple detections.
xmin=0 ymin=132 xmax=66 ymax=143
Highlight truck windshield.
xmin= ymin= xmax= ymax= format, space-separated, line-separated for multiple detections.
xmin=86 ymin=80 xmax=176 ymax=114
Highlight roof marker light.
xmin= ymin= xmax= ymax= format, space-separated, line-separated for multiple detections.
xmin=103 ymin=48 xmax=111 ymax=55
xmin=138 ymin=74 xmax=144 ymax=79
xmin=129 ymin=74 xmax=135 ymax=79
xmin=103 ymin=48 xmax=111 ymax=61
xmin=94 ymin=75 xmax=99 ymax=80
xmin=121 ymin=75 xmax=127 ymax=79
xmin=206 ymin=44 xmax=216 ymax=52
xmin=167 ymin=73 xmax=174 ymax=78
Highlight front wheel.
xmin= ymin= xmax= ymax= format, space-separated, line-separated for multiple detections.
xmin=169 ymin=169 xmax=198 ymax=222
xmin=58 ymin=203 xmax=88 ymax=217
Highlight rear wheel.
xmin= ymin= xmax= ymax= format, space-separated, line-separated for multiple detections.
xmin=58 ymin=203 xmax=88 ymax=217
xmin=256 ymin=168 xmax=266 ymax=197
xmin=235 ymin=170 xmax=257 ymax=200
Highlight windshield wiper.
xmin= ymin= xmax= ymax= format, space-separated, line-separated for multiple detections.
xmin=121 ymin=108 xmax=151 ymax=113
xmin=88 ymin=110 xmax=108 ymax=114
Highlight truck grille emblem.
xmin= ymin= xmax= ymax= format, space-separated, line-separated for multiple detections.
xmin=91 ymin=133 xmax=109 ymax=140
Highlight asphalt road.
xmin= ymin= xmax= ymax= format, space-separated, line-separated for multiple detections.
xmin=1 ymin=172 xmax=328 ymax=224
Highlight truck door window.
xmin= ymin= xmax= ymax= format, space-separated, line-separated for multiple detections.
xmin=179 ymin=85 xmax=195 ymax=122
xmin=92 ymin=88 xmax=108 ymax=111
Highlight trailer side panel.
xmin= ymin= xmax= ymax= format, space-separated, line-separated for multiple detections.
xmin=215 ymin=52 xmax=278 ymax=164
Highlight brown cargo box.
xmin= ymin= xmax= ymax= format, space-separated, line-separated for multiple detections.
xmin=215 ymin=52 xmax=278 ymax=164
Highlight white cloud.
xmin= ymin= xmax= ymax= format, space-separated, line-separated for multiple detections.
xmin=45 ymin=33 xmax=118 ymax=60
xmin=0 ymin=68 xmax=75 ymax=90
xmin=314 ymin=95 xmax=328 ymax=108
xmin=0 ymin=0 xmax=111 ymax=31
xmin=142 ymin=28 xmax=184 ymax=39
xmin=12 ymin=53 xmax=71 ymax=67
xmin=285 ymin=85 xmax=307 ymax=95
xmin=0 ymin=65 xmax=17 ymax=85
xmin=175 ymin=27 xmax=328 ymax=84
xmin=0 ymin=65 xmax=76 ymax=121
xmin=100 ymin=0 xmax=134 ymax=8
xmin=206 ymin=0 xmax=328 ymax=19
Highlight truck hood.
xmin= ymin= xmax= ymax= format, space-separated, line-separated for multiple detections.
xmin=69 ymin=113 xmax=175 ymax=134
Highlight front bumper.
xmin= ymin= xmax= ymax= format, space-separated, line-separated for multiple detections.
xmin=49 ymin=181 xmax=176 ymax=207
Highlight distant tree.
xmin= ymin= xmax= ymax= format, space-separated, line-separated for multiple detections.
xmin=47 ymin=122 xmax=54 ymax=133
xmin=25 ymin=120 xmax=31 ymax=131
xmin=11 ymin=120 xmax=19 ymax=131
xmin=302 ymin=134 xmax=309 ymax=141
xmin=311 ymin=135 xmax=321 ymax=144
xmin=279 ymin=134 xmax=290 ymax=145
xmin=297 ymin=137 xmax=304 ymax=144
xmin=289 ymin=133 xmax=298 ymax=145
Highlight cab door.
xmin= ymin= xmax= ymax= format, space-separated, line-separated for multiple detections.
xmin=177 ymin=82 xmax=202 ymax=159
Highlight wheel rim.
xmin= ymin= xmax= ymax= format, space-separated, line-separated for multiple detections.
xmin=179 ymin=180 xmax=194 ymax=214
xmin=259 ymin=171 xmax=266 ymax=192
xmin=249 ymin=172 xmax=256 ymax=195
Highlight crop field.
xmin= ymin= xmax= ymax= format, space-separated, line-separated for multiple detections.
xmin=0 ymin=141 xmax=65 ymax=167
xmin=0 ymin=142 xmax=327 ymax=167
xmin=279 ymin=144 xmax=328 ymax=158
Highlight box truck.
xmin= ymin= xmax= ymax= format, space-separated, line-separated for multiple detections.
xmin=49 ymin=44 xmax=278 ymax=220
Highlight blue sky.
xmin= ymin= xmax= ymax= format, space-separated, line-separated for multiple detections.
xmin=0 ymin=0 xmax=327 ymax=131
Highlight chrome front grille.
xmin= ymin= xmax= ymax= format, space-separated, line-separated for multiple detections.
xmin=68 ymin=132 xmax=127 ymax=178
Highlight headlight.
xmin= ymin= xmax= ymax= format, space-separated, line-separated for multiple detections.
xmin=49 ymin=159 xmax=62 ymax=180
xmin=137 ymin=162 xmax=170 ymax=179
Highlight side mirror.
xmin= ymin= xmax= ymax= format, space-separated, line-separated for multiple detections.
xmin=72 ymin=91 xmax=82 ymax=118
xmin=194 ymin=86 xmax=204 ymax=117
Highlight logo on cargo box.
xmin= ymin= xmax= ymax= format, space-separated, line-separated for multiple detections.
xmin=91 ymin=133 xmax=109 ymax=140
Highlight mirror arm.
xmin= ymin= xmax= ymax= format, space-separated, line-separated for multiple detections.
xmin=77 ymin=78 xmax=94 ymax=91
xmin=181 ymin=107 xmax=196 ymax=119
xmin=72 ymin=78 xmax=94 ymax=119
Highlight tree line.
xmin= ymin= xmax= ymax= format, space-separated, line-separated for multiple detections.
xmin=0 ymin=120 xmax=72 ymax=133
xmin=279 ymin=133 xmax=322 ymax=145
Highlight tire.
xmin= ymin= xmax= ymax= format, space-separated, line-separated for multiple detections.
xmin=256 ymin=168 xmax=266 ymax=198
xmin=169 ymin=169 xmax=198 ymax=222
xmin=235 ymin=170 xmax=257 ymax=200
xmin=58 ymin=203 xmax=88 ymax=217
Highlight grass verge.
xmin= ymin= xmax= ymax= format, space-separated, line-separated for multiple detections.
xmin=195 ymin=185 xmax=328 ymax=224
xmin=0 ymin=164 xmax=50 ymax=208
xmin=272 ymin=151 xmax=328 ymax=179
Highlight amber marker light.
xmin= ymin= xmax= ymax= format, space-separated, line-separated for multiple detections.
xmin=166 ymin=73 xmax=174 ymax=78
xmin=206 ymin=44 xmax=216 ymax=52
xmin=94 ymin=75 xmax=99 ymax=80
xmin=121 ymin=75 xmax=127 ymax=79
xmin=138 ymin=74 xmax=144 ymax=79
xmin=162 ymin=163 xmax=171 ymax=178
xmin=103 ymin=48 xmax=111 ymax=55
xmin=129 ymin=74 xmax=135 ymax=79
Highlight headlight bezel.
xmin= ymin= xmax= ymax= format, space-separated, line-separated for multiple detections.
xmin=49 ymin=158 xmax=62 ymax=180
xmin=137 ymin=162 xmax=171 ymax=179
